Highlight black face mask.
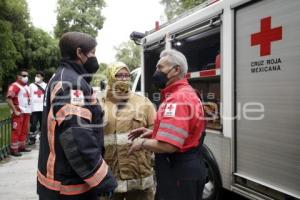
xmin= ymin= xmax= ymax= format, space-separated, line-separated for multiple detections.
xmin=152 ymin=65 xmax=177 ymax=90
xmin=83 ymin=56 xmax=99 ymax=74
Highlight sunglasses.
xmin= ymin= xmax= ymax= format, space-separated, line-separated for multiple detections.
xmin=21 ymin=75 xmax=28 ymax=77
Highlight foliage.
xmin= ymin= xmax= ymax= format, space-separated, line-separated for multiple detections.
xmin=0 ymin=0 xmax=29 ymax=90
xmin=23 ymin=27 xmax=60 ymax=82
xmin=160 ymin=0 xmax=207 ymax=20
xmin=0 ymin=103 xmax=10 ymax=120
xmin=91 ymin=63 xmax=107 ymax=87
xmin=0 ymin=0 xmax=60 ymax=92
xmin=0 ymin=20 xmax=18 ymax=85
xmin=54 ymin=0 xmax=105 ymax=38
xmin=114 ymin=40 xmax=141 ymax=72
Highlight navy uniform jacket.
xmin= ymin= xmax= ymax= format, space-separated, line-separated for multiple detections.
xmin=37 ymin=59 xmax=117 ymax=199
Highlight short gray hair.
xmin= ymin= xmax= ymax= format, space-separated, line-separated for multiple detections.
xmin=160 ymin=49 xmax=188 ymax=77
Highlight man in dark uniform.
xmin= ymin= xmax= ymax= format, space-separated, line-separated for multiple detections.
xmin=37 ymin=32 xmax=117 ymax=200
xmin=129 ymin=49 xmax=207 ymax=200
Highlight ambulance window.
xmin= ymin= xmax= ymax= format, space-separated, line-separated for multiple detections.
xmin=143 ymin=47 xmax=163 ymax=106
xmin=173 ymin=28 xmax=220 ymax=72
xmin=173 ymin=28 xmax=222 ymax=131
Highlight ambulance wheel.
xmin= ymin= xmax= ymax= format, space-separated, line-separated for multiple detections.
xmin=202 ymin=144 xmax=222 ymax=200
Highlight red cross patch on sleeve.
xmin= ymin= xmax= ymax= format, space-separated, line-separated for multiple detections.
xmin=164 ymin=103 xmax=177 ymax=117
xmin=71 ymin=90 xmax=84 ymax=106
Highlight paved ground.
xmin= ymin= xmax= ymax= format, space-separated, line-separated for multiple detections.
xmin=0 ymin=144 xmax=39 ymax=200
xmin=0 ymin=140 xmax=247 ymax=200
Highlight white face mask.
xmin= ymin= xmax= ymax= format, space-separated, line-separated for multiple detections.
xmin=35 ymin=77 xmax=41 ymax=83
xmin=21 ymin=77 xmax=28 ymax=84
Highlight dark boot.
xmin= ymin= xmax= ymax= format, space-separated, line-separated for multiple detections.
xmin=19 ymin=147 xmax=31 ymax=152
xmin=28 ymin=138 xmax=36 ymax=145
xmin=11 ymin=151 xmax=22 ymax=157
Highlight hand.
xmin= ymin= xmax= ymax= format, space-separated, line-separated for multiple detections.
xmin=14 ymin=111 xmax=21 ymax=116
xmin=128 ymin=127 xmax=152 ymax=141
xmin=128 ymin=138 xmax=144 ymax=156
xmin=140 ymin=130 xmax=153 ymax=139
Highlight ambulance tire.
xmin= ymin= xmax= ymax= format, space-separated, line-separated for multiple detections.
xmin=201 ymin=144 xmax=222 ymax=200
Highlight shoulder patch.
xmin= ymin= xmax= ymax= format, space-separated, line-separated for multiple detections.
xmin=71 ymin=90 xmax=84 ymax=106
xmin=164 ymin=103 xmax=177 ymax=117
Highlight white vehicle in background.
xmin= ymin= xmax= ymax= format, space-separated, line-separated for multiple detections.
xmin=130 ymin=0 xmax=300 ymax=199
xmin=130 ymin=67 xmax=142 ymax=94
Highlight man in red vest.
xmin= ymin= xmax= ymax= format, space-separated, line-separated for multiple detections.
xmin=6 ymin=68 xmax=31 ymax=156
xmin=129 ymin=49 xmax=207 ymax=200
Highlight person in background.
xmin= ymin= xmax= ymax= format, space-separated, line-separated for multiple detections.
xmin=6 ymin=68 xmax=31 ymax=156
xmin=128 ymin=49 xmax=207 ymax=200
xmin=28 ymin=71 xmax=47 ymax=145
xmin=100 ymin=62 xmax=156 ymax=200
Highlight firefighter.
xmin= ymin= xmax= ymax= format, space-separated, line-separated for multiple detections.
xmin=6 ymin=68 xmax=31 ymax=156
xmin=99 ymin=62 xmax=156 ymax=200
xmin=128 ymin=49 xmax=207 ymax=200
xmin=37 ymin=32 xmax=117 ymax=200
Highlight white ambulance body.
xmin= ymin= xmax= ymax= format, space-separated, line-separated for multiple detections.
xmin=132 ymin=0 xmax=300 ymax=199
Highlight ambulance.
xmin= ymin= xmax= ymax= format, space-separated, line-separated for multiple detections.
xmin=130 ymin=0 xmax=300 ymax=199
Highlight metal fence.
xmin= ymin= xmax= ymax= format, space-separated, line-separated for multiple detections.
xmin=0 ymin=118 xmax=11 ymax=160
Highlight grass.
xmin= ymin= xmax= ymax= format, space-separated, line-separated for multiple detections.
xmin=0 ymin=103 xmax=11 ymax=120
xmin=0 ymin=103 xmax=11 ymax=152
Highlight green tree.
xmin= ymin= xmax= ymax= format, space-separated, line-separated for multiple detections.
xmin=0 ymin=0 xmax=60 ymax=92
xmin=23 ymin=27 xmax=60 ymax=82
xmin=160 ymin=0 xmax=207 ymax=20
xmin=0 ymin=20 xmax=18 ymax=90
xmin=24 ymin=27 xmax=60 ymax=70
xmin=114 ymin=41 xmax=141 ymax=71
xmin=54 ymin=0 xmax=105 ymax=38
xmin=91 ymin=63 xmax=107 ymax=87
xmin=0 ymin=0 xmax=30 ymax=91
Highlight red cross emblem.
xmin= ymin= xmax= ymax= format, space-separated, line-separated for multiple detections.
xmin=251 ymin=16 xmax=282 ymax=56
xmin=34 ymin=90 xmax=43 ymax=98
xmin=167 ymin=104 xmax=174 ymax=111
xmin=73 ymin=90 xmax=82 ymax=97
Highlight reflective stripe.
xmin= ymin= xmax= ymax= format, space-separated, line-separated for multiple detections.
xmin=159 ymin=122 xmax=189 ymax=138
xmin=19 ymin=141 xmax=26 ymax=149
xmin=84 ymin=160 xmax=109 ymax=187
xmin=157 ymin=131 xmax=185 ymax=145
xmin=60 ymin=184 xmax=90 ymax=195
xmin=50 ymin=81 xmax=62 ymax=103
xmin=38 ymin=170 xmax=89 ymax=195
xmin=10 ymin=142 xmax=19 ymax=149
xmin=114 ymin=175 xmax=154 ymax=193
xmin=55 ymin=104 xmax=92 ymax=126
xmin=38 ymin=161 xmax=108 ymax=195
xmin=46 ymin=82 xmax=62 ymax=179
xmin=104 ymin=133 xmax=130 ymax=146
xmin=38 ymin=170 xmax=61 ymax=191
xmin=46 ymin=108 xmax=56 ymax=179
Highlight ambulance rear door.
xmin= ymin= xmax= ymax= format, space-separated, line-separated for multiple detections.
xmin=234 ymin=0 xmax=300 ymax=198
